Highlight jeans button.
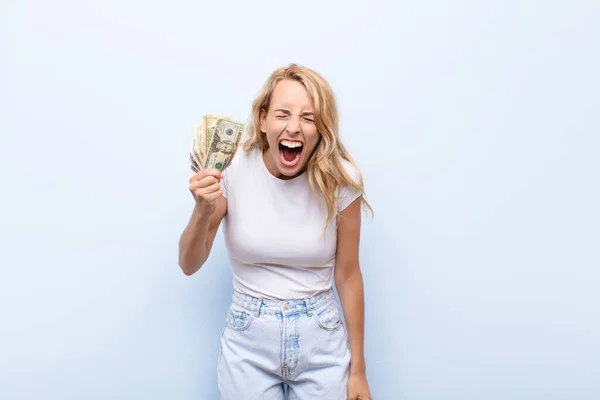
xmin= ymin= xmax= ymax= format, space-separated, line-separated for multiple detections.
xmin=283 ymin=304 xmax=288 ymax=310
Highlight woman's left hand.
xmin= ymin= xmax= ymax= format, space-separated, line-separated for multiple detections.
xmin=347 ymin=373 xmax=373 ymax=399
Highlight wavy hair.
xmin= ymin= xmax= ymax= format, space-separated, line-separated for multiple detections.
xmin=243 ymin=63 xmax=372 ymax=231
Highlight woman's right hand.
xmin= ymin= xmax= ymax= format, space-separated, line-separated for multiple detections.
xmin=189 ymin=169 xmax=224 ymax=216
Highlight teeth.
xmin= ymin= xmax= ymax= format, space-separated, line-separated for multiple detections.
xmin=280 ymin=140 xmax=303 ymax=148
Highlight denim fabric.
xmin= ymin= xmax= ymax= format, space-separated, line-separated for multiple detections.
xmin=217 ymin=289 xmax=351 ymax=399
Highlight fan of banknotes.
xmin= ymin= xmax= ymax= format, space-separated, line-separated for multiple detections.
xmin=190 ymin=115 xmax=245 ymax=173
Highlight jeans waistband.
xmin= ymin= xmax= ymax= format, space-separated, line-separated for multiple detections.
xmin=232 ymin=289 xmax=335 ymax=317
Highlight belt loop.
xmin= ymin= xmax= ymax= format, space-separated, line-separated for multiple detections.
xmin=304 ymin=298 xmax=313 ymax=317
xmin=254 ymin=298 xmax=263 ymax=318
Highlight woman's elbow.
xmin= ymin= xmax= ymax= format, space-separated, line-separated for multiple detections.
xmin=178 ymin=257 xmax=203 ymax=276
xmin=334 ymin=262 xmax=362 ymax=285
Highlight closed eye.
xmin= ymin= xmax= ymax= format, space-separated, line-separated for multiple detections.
xmin=301 ymin=112 xmax=314 ymax=122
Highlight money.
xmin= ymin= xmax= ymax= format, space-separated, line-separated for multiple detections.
xmin=189 ymin=135 xmax=202 ymax=173
xmin=202 ymin=115 xmax=231 ymax=162
xmin=190 ymin=115 xmax=244 ymax=173
xmin=203 ymin=118 xmax=244 ymax=170
xmin=193 ymin=124 xmax=204 ymax=165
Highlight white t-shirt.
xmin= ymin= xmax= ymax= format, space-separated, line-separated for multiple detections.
xmin=221 ymin=146 xmax=361 ymax=300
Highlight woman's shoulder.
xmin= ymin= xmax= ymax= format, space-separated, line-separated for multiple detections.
xmin=338 ymin=156 xmax=361 ymax=186
xmin=221 ymin=144 xmax=259 ymax=198
xmin=225 ymin=141 xmax=254 ymax=167
xmin=336 ymin=156 xmax=364 ymax=211
xmin=222 ymin=145 xmax=259 ymax=182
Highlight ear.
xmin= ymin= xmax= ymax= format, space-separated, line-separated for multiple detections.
xmin=259 ymin=107 xmax=267 ymax=133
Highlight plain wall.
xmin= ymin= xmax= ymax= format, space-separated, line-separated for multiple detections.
xmin=1 ymin=0 xmax=599 ymax=399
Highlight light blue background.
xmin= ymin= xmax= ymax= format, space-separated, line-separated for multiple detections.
xmin=1 ymin=1 xmax=599 ymax=399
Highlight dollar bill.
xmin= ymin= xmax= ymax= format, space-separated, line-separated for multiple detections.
xmin=203 ymin=118 xmax=244 ymax=171
xmin=193 ymin=124 xmax=205 ymax=165
xmin=190 ymin=115 xmax=244 ymax=173
xmin=190 ymin=154 xmax=200 ymax=173
xmin=190 ymin=134 xmax=202 ymax=172
xmin=202 ymin=115 xmax=231 ymax=164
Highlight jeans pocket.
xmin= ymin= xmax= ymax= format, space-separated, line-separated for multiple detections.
xmin=225 ymin=304 xmax=253 ymax=331
xmin=313 ymin=301 xmax=343 ymax=331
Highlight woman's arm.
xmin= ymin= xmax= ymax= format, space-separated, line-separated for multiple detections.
xmin=178 ymin=195 xmax=227 ymax=275
xmin=334 ymin=196 xmax=368 ymax=376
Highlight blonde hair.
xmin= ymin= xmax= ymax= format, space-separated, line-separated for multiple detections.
xmin=243 ymin=63 xmax=373 ymax=230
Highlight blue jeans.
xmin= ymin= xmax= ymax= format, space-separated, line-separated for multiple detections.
xmin=217 ymin=289 xmax=351 ymax=399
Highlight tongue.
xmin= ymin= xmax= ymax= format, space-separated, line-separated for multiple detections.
xmin=283 ymin=148 xmax=299 ymax=162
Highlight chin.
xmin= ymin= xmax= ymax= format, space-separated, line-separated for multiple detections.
xmin=273 ymin=156 xmax=305 ymax=177
xmin=278 ymin=164 xmax=305 ymax=177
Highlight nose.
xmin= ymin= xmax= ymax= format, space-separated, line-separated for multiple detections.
xmin=285 ymin=115 xmax=301 ymax=135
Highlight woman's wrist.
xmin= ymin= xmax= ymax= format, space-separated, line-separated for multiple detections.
xmin=350 ymin=358 xmax=366 ymax=375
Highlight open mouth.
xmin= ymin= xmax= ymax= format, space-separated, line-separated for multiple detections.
xmin=279 ymin=139 xmax=304 ymax=167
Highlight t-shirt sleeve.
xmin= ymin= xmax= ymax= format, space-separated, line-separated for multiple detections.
xmin=338 ymin=160 xmax=363 ymax=212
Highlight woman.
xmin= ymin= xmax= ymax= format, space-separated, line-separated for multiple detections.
xmin=178 ymin=64 xmax=373 ymax=400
